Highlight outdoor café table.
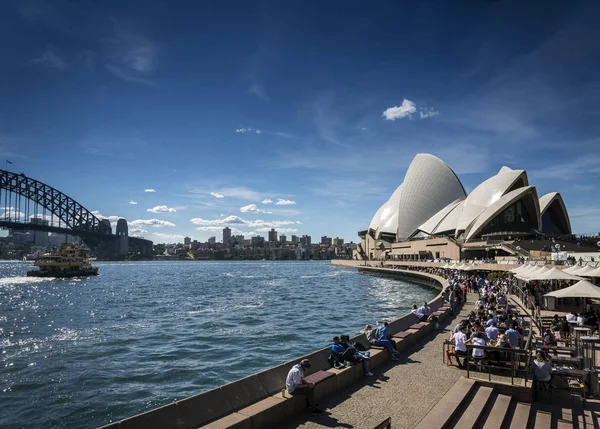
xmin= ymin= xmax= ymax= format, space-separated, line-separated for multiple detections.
xmin=536 ymin=344 xmax=575 ymax=355
xmin=551 ymin=355 xmax=581 ymax=368
xmin=551 ymin=367 xmax=587 ymax=402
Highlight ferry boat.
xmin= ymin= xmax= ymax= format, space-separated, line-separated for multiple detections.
xmin=27 ymin=247 xmax=99 ymax=278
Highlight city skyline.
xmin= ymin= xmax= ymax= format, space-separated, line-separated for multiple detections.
xmin=2 ymin=1 xmax=600 ymax=243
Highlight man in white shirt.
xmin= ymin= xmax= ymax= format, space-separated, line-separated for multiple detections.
xmin=566 ymin=311 xmax=576 ymax=322
xmin=285 ymin=359 xmax=323 ymax=415
xmin=450 ymin=326 xmax=468 ymax=369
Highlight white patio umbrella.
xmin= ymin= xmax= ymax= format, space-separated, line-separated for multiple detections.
xmin=585 ymin=266 xmax=600 ymax=278
xmin=570 ymin=265 xmax=600 ymax=277
xmin=563 ymin=265 xmax=586 ymax=274
xmin=544 ymin=280 xmax=600 ymax=299
xmin=441 ymin=263 xmax=452 ymax=269
xmin=526 ymin=267 xmax=583 ymax=281
xmin=516 ymin=265 xmax=548 ymax=280
xmin=510 ymin=264 xmax=533 ymax=274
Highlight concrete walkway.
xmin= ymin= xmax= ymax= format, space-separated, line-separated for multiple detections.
xmin=280 ymin=296 xmax=477 ymax=429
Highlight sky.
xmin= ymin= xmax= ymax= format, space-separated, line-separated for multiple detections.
xmin=1 ymin=1 xmax=599 ymax=244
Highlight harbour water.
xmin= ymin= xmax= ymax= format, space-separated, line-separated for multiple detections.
xmin=0 ymin=260 xmax=437 ymax=429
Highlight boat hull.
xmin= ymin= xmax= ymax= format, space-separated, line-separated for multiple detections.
xmin=27 ymin=268 xmax=99 ymax=278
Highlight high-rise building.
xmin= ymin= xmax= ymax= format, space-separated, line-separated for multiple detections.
xmin=321 ymin=236 xmax=332 ymax=246
xmin=30 ymin=217 xmax=49 ymax=246
xmin=279 ymin=234 xmax=287 ymax=243
xmin=301 ymin=235 xmax=311 ymax=246
xmin=291 ymin=235 xmax=298 ymax=243
xmin=333 ymin=237 xmax=344 ymax=246
xmin=184 ymin=237 xmax=191 ymax=246
xmin=222 ymin=227 xmax=231 ymax=246
xmin=251 ymin=235 xmax=265 ymax=246
xmin=207 ymin=236 xmax=216 ymax=244
xmin=268 ymin=228 xmax=277 ymax=242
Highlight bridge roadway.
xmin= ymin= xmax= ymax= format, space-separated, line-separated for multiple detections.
xmin=0 ymin=168 xmax=153 ymax=259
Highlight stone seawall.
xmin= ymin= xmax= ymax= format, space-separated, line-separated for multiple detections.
xmin=98 ymin=263 xmax=450 ymax=429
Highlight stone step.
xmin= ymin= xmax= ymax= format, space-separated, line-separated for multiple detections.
xmin=414 ymin=377 xmax=477 ymax=429
xmin=453 ymin=385 xmax=494 ymax=429
xmin=507 ymin=402 xmax=531 ymax=429
xmin=482 ymin=393 xmax=511 ymax=429
xmin=531 ymin=406 xmax=551 ymax=429
xmin=554 ymin=407 xmax=575 ymax=429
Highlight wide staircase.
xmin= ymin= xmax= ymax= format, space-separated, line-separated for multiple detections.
xmin=415 ymin=377 xmax=598 ymax=428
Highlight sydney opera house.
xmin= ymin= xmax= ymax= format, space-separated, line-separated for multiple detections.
xmin=358 ymin=154 xmax=572 ymax=261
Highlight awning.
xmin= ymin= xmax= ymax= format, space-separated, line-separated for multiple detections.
xmin=544 ymin=280 xmax=600 ymax=299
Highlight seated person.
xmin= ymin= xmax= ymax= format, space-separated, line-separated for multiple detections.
xmin=450 ymin=325 xmax=468 ymax=369
xmin=285 ymin=359 xmax=324 ymax=415
xmin=411 ymin=304 xmax=427 ymax=321
xmin=362 ymin=324 xmax=379 ymax=345
xmin=375 ymin=322 xmax=400 ymax=361
xmin=471 ymin=331 xmax=486 ymax=359
xmin=530 ymin=351 xmax=552 ymax=391
xmin=337 ymin=335 xmax=374 ymax=376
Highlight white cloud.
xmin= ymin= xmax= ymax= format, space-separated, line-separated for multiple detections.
xmin=105 ymin=20 xmax=160 ymax=87
xmin=262 ymin=198 xmax=273 ymax=204
xmin=31 ymin=46 xmax=68 ymax=70
xmin=144 ymin=188 xmax=156 ymax=193
xmin=419 ymin=108 xmax=440 ymax=119
xmin=216 ymin=187 xmax=262 ymax=201
xmin=255 ymin=227 xmax=298 ymax=233
xmin=240 ymin=204 xmax=272 ymax=214
xmin=382 ymin=99 xmax=417 ymax=120
xmin=190 ymin=216 xmax=298 ymax=230
xmin=129 ymin=200 xmax=137 ymax=205
xmin=236 ymin=128 xmax=262 ymax=134
xmin=275 ymin=198 xmax=296 ymax=205
xmin=90 ymin=211 xmax=122 ymax=221
xmin=248 ymin=83 xmax=269 ymax=101
xmin=147 ymin=205 xmax=177 ymax=213
xmin=153 ymin=232 xmax=185 ymax=241
xmin=360 ymin=127 xmax=368 ymax=131
xmin=129 ymin=226 xmax=147 ymax=237
xmin=190 ymin=215 xmax=246 ymax=226
xmin=130 ymin=219 xmax=176 ymax=228
xmin=210 ymin=191 xmax=224 ymax=198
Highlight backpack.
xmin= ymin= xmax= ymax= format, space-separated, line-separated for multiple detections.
xmin=353 ymin=342 xmax=367 ymax=351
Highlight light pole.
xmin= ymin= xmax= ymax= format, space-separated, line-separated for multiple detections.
xmin=486 ymin=247 xmax=490 ymax=261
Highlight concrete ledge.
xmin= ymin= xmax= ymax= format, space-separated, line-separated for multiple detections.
xmin=177 ymin=388 xmax=232 ymax=428
xmin=271 ymin=393 xmax=306 ymax=418
xmin=120 ymin=403 xmax=187 ymax=429
xmin=237 ymin=396 xmax=287 ymax=429
xmin=368 ymin=347 xmax=388 ymax=368
xmin=220 ymin=375 xmax=268 ymax=411
xmin=327 ymin=365 xmax=361 ymax=391
xmin=409 ymin=322 xmax=428 ymax=330
xmin=201 ymin=412 xmax=251 ymax=429
xmin=255 ymin=363 xmax=290 ymax=396
xmin=305 ymin=370 xmax=336 ymax=403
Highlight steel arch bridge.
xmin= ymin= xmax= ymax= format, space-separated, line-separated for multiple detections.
xmin=0 ymin=169 xmax=153 ymax=258
xmin=0 ymin=169 xmax=111 ymax=234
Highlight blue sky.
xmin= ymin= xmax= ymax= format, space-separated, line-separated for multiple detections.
xmin=1 ymin=1 xmax=599 ymax=243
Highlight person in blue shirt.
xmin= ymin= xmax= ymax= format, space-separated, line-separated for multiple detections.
xmin=485 ymin=322 xmax=499 ymax=342
xmin=374 ymin=322 xmax=400 ymax=361
xmin=486 ymin=315 xmax=497 ymax=327
xmin=331 ymin=336 xmax=374 ymax=376
xmin=505 ymin=323 xmax=522 ymax=348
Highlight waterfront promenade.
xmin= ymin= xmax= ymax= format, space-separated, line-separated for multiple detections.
xmin=281 ymin=262 xmax=469 ymax=428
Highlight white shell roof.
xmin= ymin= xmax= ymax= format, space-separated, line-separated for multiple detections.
xmin=418 ymin=199 xmax=464 ymax=235
xmin=464 ymin=185 xmax=540 ymax=241
xmin=395 ymin=154 xmax=466 ymax=240
xmin=369 ymin=183 xmax=403 ymax=237
xmin=455 ymin=167 xmax=528 ymax=234
xmin=433 ymin=200 xmax=465 ymax=234
xmin=539 ymin=192 xmax=572 ymax=234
